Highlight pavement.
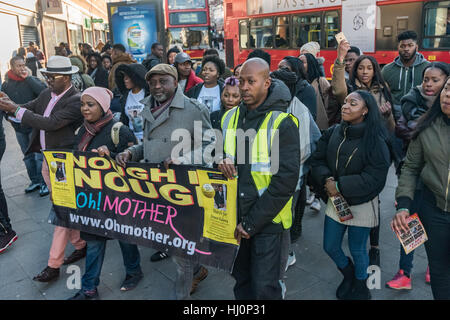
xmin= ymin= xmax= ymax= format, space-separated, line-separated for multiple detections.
xmin=0 ymin=118 xmax=433 ymax=300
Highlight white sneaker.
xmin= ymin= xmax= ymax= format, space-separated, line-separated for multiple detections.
xmin=306 ymin=193 xmax=315 ymax=205
xmin=310 ymin=199 xmax=321 ymax=212
xmin=285 ymin=252 xmax=296 ymax=272
xmin=279 ymin=280 xmax=286 ymax=299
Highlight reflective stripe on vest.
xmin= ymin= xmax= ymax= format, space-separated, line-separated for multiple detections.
xmin=222 ymin=108 xmax=299 ymax=229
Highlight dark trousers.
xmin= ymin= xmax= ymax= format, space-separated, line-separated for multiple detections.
xmin=290 ymin=181 xmax=307 ymax=243
xmin=418 ymin=186 xmax=450 ymax=300
xmin=11 ymin=123 xmax=43 ymax=185
xmin=232 ymin=232 xmax=283 ymax=300
xmin=0 ymin=135 xmax=11 ymax=236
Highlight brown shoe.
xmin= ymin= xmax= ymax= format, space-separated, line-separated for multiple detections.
xmin=190 ymin=266 xmax=208 ymax=295
xmin=33 ymin=266 xmax=60 ymax=282
xmin=63 ymin=246 xmax=87 ymax=265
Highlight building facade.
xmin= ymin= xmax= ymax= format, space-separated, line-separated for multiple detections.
xmin=0 ymin=0 xmax=109 ymax=77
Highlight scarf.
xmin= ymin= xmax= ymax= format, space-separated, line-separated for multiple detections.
xmin=417 ymin=84 xmax=438 ymax=109
xmin=7 ymin=70 xmax=25 ymax=82
xmin=78 ymin=110 xmax=114 ymax=151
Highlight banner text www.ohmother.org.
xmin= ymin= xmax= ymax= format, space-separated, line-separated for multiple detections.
xmin=69 ymin=213 xmax=196 ymax=255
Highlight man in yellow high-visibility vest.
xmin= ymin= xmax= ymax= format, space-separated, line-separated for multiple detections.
xmin=218 ymin=58 xmax=300 ymax=299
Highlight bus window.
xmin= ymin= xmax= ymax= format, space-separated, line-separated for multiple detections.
xmin=239 ymin=20 xmax=249 ymax=49
xmin=250 ymin=18 xmax=273 ymax=48
xmin=324 ymin=11 xmax=340 ymax=48
xmin=292 ymin=14 xmax=321 ymax=48
xmin=423 ymin=1 xmax=450 ymax=49
xmin=167 ymin=27 xmax=209 ymax=50
xmin=275 ymin=16 xmax=290 ymax=48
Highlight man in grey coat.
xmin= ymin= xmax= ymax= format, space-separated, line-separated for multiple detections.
xmin=115 ymin=63 xmax=215 ymax=299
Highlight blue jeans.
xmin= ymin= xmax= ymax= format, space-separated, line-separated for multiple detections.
xmin=398 ymin=187 xmax=424 ymax=274
xmin=82 ymin=239 xmax=142 ymax=291
xmin=172 ymin=256 xmax=202 ymax=300
xmin=323 ymin=215 xmax=371 ymax=280
xmin=12 ymin=123 xmax=43 ymax=185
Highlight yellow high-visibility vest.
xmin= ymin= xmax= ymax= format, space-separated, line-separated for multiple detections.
xmin=221 ymin=107 xmax=299 ymax=229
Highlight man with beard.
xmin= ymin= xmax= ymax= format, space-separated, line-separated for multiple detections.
xmin=381 ymin=31 xmax=430 ymax=108
xmin=115 ymin=63 xmax=215 ymax=299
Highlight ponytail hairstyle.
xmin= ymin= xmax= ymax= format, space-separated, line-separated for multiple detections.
xmin=412 ymin=76 xmax=450 ymax=140
xmin=352 ymin=90 xmax=389 ymax=161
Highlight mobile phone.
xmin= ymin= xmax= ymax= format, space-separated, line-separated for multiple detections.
xmin=335 ymin=32 xmax=347 ymax=44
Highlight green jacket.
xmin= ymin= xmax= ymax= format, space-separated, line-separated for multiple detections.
xmin=396 ymin=116 xmax=450 ymax=212
xmin=381 ymin=53 xmax=430 ymax=105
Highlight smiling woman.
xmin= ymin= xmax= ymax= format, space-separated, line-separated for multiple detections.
xmin=310 ymin=90 xmax=391 ymax=300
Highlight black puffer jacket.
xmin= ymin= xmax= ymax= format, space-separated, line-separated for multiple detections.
xmin=233 ymin=79 xmax=300 ymax=236
xmin=115 ymin=63 xmax=149 ymax=127
xmin=310 ymin=122 xmax=391 ymax=206
xmin=401 ymin=86 xmax=431 ymax=123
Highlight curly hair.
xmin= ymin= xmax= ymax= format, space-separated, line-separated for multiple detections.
xmin=202 ymin=54 xmax=225 ymax=76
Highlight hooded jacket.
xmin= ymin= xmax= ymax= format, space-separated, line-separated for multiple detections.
xmin=294 ymin=79 xmax=317 ymax=120
xmin=183 ymin=69 xmax=203 ymax=93
xmin=115 ymin=63 xmax=149 ymax=128
xmin=229 ymin=79 xmax=300 ymax=236
xmin=381 ymin=52 xmax=430 ymax=105
xmin=69 ymin=55 xmax=95 ymax=91
xmin=108 ymin=52 xmax=137 ymax=90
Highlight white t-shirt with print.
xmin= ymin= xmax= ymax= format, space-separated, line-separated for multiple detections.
xmin=124 ymin=89 xmax=145 ymax=141
xmin=197 ymin=85 xmax=221 ymax=113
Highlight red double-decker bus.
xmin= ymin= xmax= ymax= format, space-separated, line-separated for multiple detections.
xmin=165 ymin=0 xmax=212 ymax=60
xmin=224 ymin=0 xmax=450 ymax=78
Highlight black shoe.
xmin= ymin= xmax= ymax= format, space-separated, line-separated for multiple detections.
xmin=63 ymin=246 xmax=87 ymax=265
xmin=0 ymin=230 xmax=18 ymax=254
xmin=33 ymin=266 xmax=60 ymax=282
xmin=68 ymin=290 xmax=99 ymax=300
xmin=336 ymin=257 xmax=355 ymax=300
xmin=150 ymin=251 xmax=169 ymax=262
xmin=369 ymin=247 xmax=380 ymax=267
xmin=120 ymin=272 xmax=143 ymax=291
xmin=344 ymin=279 xmax=372 ymax=300
xmin=25 ymin=183 xmax=40 ymax=194
xmin=39 ymin=183 xmax=49 ymax=197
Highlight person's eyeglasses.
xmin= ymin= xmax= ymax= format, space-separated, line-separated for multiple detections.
xmin=43 ymin=74 xmax=65 ymax=81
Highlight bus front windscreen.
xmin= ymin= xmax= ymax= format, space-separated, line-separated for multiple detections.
xmin=167 ymin=27 xmax=209 ymax=50
xmin=167 ymin=0 xmax=206 ymax=10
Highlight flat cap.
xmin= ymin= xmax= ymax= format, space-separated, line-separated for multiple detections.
xmin=145 ymin=63 xmax=178 ymax=81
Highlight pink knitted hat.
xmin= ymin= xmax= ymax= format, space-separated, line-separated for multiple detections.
xmin=81 ymin=87 xmax=113 ymax=113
